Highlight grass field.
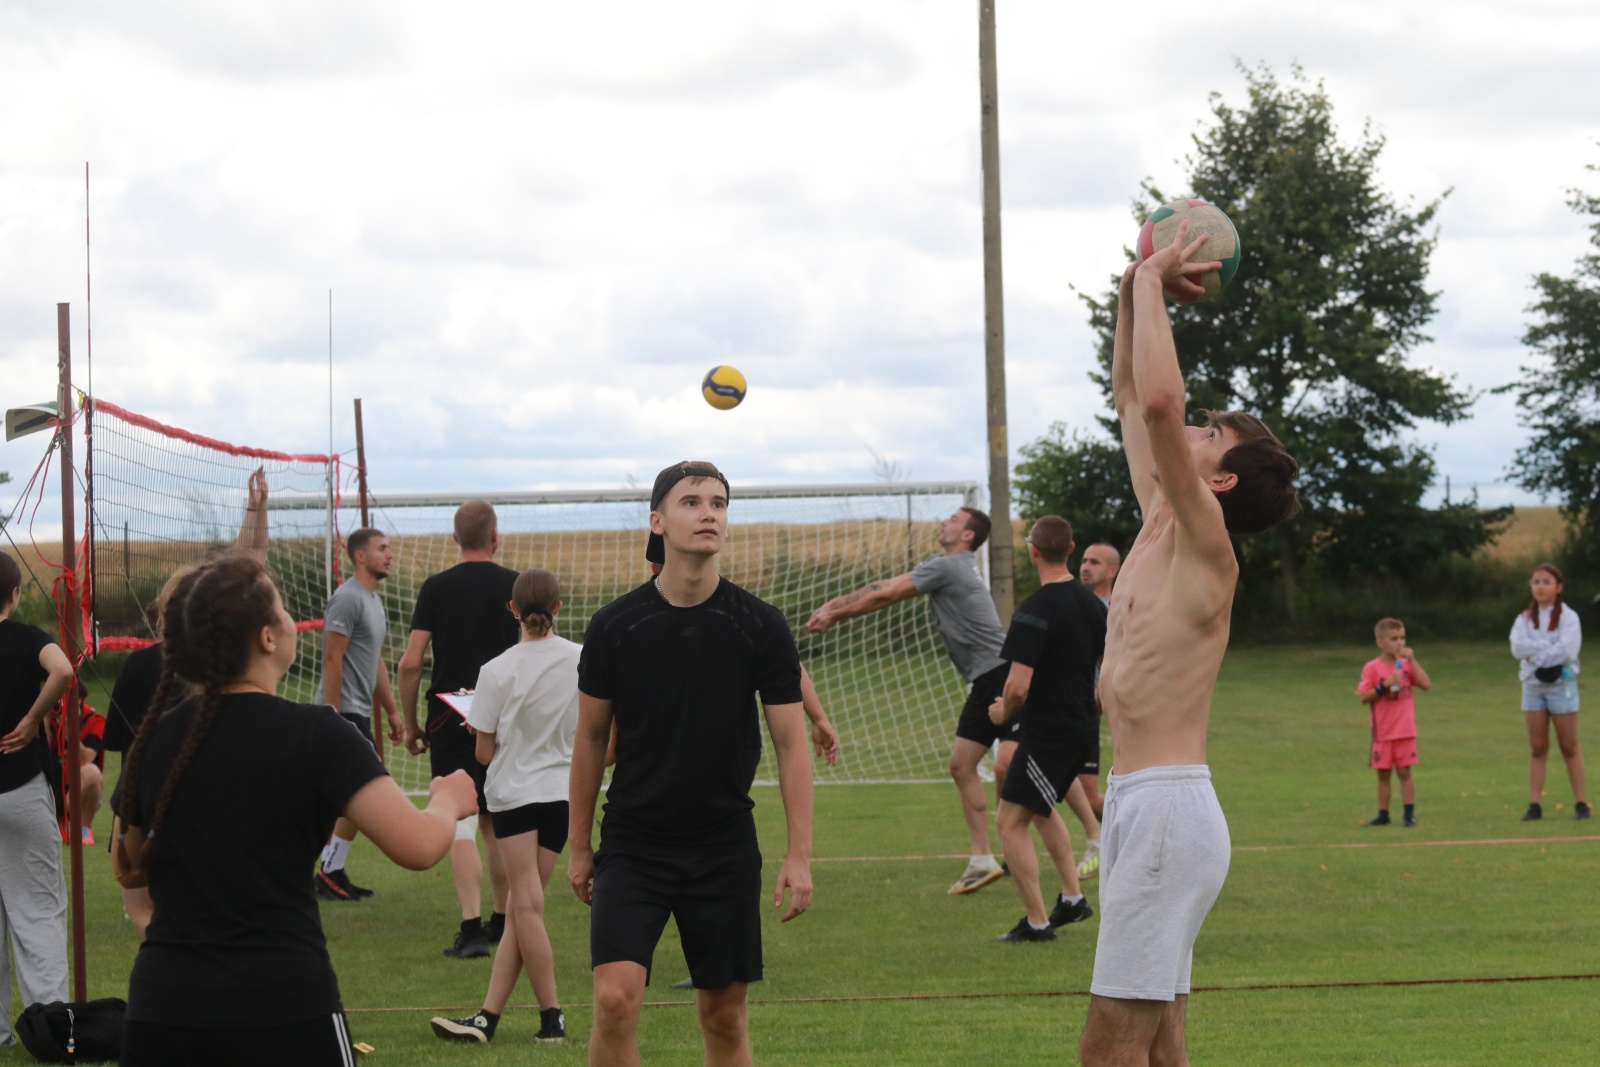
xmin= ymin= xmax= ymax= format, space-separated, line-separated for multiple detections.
xmin=6 ymin=638 xmax=1596 ymax=1065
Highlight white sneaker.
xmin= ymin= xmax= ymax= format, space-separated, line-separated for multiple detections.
xmin=948 ymin=860 xmax=1004 ymax=895
xmin=1076 ymin=839 xmax=1101 ymax=881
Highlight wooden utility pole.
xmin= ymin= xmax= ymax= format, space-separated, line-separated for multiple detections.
xmin=353 ymin=398 xmax=370 ymax=527
xmin=979 ymin=0 xmax=1015 ymax=624
xmin=57 ymin=303 xmax=88 ymax=1001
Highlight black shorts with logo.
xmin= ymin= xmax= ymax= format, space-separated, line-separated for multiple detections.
xmin=999 ymin=726 xmax=1101 ymax=817
xmin=954 ymin=663 xmax=1020 ymax=746
xmin=590 ymin=846 xmax=763 ymax=989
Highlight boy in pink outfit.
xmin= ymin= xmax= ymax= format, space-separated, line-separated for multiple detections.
xmin=1357 ymin=619 xmax=1433 ymax=827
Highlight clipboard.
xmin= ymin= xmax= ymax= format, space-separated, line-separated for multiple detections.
xmin=438 ymin=691 xmax=474 ymax=720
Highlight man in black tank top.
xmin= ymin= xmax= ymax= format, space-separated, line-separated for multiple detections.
xmin=568 ymin=461 xmax=814 ymax=1067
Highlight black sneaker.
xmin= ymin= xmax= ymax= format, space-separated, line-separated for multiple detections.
xmin=318 ymin=868 xmax=373 ymax=899
xmin=443 ymin=927 xmax=493 ymax=960
xmin=1365 ymin=813 xmax=1391 ymax=827
xmin=430 ymin=1012 xmax=496 ymax=1043
xmin=484 ymin=913 xmax=505 ymax=943
xmin=1577 ymin=802 xmax=1592 ymax=821
xmin=314 ymin=869 xmax=358 ymax=902
xmin=994 ymin=917 xmax=1056 ymax=942
xmin=1521 ymin=803 xmax=1543 ymax=822
xmin=1403 ymin=814 xmax=1418 ymax=828
xmin=535 ymin=1007 xmax=566 ymax=1043
xmin=1047 ymin=895 xmax=1094 ymax=927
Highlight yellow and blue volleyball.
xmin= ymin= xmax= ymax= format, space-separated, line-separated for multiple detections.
xmin=701 ymin=365 xmax=747 ymax=410
xmin=1136 ymin=198 xmax=1241 ymax=304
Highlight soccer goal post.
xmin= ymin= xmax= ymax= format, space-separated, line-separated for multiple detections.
xmin=268 ymin=482 xmax=987 ymax=791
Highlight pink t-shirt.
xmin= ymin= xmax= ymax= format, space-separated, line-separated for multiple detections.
xmin=1360 ymin=656 xmax=1417 ymax=741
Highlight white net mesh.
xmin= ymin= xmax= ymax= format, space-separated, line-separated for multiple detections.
xmin=86 ymin=402 xmax=989 ymax=792
xmin=321 ymin=484 xmax=985 ymax=792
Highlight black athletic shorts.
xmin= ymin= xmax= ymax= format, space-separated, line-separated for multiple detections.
xmin=122 ymin=1012 xmax=356 ymax=1067
xmin=427 ymin=717 xmax=490 ymax=813
xmin=999 ymin=727 xmax=1100 ymax=817
xmin=590 ymin=846 xmax=763 ymax=989
xmin=490 ymin=800 xmax=570 ymax=852
xmin=954 ymin=663 xmax=1020 ymax=746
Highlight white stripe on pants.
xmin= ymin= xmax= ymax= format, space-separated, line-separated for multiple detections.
xmin=0 ymin=771 xmax=70 ymax=1046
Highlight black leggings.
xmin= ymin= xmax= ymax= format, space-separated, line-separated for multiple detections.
xmin=121 ymin=1012 xmax=355 ymax=1067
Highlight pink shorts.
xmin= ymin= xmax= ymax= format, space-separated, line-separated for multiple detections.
xmin=1370 ymin=738 xmax=1418 ymax=770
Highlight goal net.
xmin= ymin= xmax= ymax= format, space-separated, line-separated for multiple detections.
xmin=282 ymin=483 xmax=986 ymax=792
xmin=85 ymin=399 xmax=991 ymax=792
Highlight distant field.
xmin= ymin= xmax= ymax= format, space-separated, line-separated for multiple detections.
xmin=1481 ymin=505 xmax=1566 ymax=562
xmin=14 ymin=639 xmax=1595 ymax=1066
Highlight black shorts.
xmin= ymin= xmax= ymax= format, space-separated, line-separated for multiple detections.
xmin=590 ymin=847 xmax=763 ymax=989
xmin=490 ymin=800 xmax=569 ymax=852
xmin=122 ymin=1012 xmax=355 ymax=1067
xmin=337 ymin=713 xmax=374 ymax=755
xmin=427 ymin=716 xmax=490 ymax=812
xmin=999 ymin=729 xmax=1100 ymax=817
xmin=954 ymin=663 xmax=1019 ymax=746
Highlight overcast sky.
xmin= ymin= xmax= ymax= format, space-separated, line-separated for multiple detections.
xmin=3 ymin=0 xmax=1597 ymax=523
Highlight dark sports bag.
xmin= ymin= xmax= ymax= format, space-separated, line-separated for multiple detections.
xmin=15 ymin=998 xmax=126 ymax=1064
xmin=1533 ymin=664 xmax=1565 ymax=684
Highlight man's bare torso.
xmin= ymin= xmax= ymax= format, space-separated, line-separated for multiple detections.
xmin=1099 ymin=503 xmax=1239 ymax=774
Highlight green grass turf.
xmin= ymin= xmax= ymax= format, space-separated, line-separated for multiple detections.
xmin=7 ymin=639 xmax=1596 ymax=1064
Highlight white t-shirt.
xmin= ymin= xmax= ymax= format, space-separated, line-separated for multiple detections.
xmin=466 ymin=635 xmax=581 ymax=811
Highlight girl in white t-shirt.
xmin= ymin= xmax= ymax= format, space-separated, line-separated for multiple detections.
xmin=431 ymin=569 xmax=580 ymax=1045
xmin=1511 ymin=562 xmax=1585 ymax=822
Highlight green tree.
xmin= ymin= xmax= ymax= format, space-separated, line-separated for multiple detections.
xmin=1012 ymin=424 xmax=1141 ymax=555
xmin=1509 ymin=162 xmax=1600 ymax=568
xmin=1076 ymin=63 xmax=1506 ymax=615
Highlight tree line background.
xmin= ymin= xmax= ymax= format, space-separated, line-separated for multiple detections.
xmin=1011 ymin=64 xmax=1600 ymax=642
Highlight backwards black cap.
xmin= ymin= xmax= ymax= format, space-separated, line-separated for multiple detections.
xmin=646 ymin=460 xmax=730 ymax=564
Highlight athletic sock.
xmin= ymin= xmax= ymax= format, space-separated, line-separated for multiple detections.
xmin=321 ymin=835 xmax=354 ymax=872
xmin=971 ymin=853 xmax=999 ymax=869
xmin=1058 ymin=894 xmax=1084 ymax=906
xmin=1376 ymin=809 xmax=1389 ymax=820
xmin=461 ymin=917 xmax=483 ymax=935
xmin=1028 ymin=919 xmax=1052 ymax=932
xmin=1403 ymin=804 xmax=1415 ymax=819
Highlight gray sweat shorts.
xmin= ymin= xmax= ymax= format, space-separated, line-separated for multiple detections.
xmin=1090 ymin=765 xmax=1230 ymax=1001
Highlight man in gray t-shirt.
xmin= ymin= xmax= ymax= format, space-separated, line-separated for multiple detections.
xmin=313 ymin=527 xmax=401 ymax=902
xmin=807 ymin=507 xmax=1013 ymax=896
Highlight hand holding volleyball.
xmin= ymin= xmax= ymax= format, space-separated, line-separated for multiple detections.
xmin=1136 ymin=199 xmax=1240 ymax=303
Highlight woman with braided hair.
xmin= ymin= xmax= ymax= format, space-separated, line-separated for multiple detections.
xmin=115 ymin=554 xmax=477 ymax=1066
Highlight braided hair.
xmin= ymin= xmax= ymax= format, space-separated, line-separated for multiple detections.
xmin=1525 ymin=563 xmax=1566 ymax=632
xmin=117 ymin=556 xmax=279 ymax=840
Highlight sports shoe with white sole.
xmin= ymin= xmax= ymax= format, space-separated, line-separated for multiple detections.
xmin=994 ymin=917 xmax=1056 ymax=942
xmin=948 ymin=861 xmax=1004 ymax=895
xmin=431 ymin=1013 xmax=496 ymax=1043
xmin=535 ymin=1007 xmax=566 ymax=1042
xmin=1076 ymin=839 xmax=1101 ymax=881
xmin=1047 ymin=895 xmax=1094 ymax=927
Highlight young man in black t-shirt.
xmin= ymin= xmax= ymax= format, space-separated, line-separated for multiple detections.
xmin=987 ymin=516 xmax=1107 ymax=942
xmin=569 ymin=461 xmax=814 ymax=1067
xmin=398 ymin=500 xmax=521 ymax=958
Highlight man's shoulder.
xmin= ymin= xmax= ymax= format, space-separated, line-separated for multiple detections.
xmin=588 ymin=582 xmax=657 ymax=627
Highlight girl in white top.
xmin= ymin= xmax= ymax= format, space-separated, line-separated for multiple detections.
xmin=1509 ymin=563 xmax=1585 ymax=822
xmin=431 ymin=569 xmax=580 ymax=1045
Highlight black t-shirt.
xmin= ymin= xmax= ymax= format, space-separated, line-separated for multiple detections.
xmin=105 ymin=643 xmax=164 ymax=753
xmin=0 ymin=618 xmax=56 ymax=795
xmin=1000 ymin=580 xmax=1106 ymax=750
xmin=410 ymin=562 xmax=520 ymax=730
xmin=578 ymin=578 xmax=802 ymax=851
xmin=125 ymin=692 xmax=388 ymax=1027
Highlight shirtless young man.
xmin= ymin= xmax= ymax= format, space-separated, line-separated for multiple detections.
xmin=1079 ymin=225 xmax=1299 ymax=1067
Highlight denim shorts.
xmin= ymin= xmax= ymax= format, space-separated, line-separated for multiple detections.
xmin=1523 ymin=684 xmax=1579 ymax=715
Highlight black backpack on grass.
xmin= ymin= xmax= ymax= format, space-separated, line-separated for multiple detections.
xmin=15 ymin=998 xmax=126 ymax=1064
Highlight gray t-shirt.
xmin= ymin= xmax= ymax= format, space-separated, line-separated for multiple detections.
xmin=909 ymin=552 xmax=1007 ymax=682
xmin=313 ymin=579 xmax=388 ymax=717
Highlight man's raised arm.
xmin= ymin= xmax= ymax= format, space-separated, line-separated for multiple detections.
xmin=233 ymin=467 xmax=269 ymax=564
xmin=1112 ymin=264 xmax=1161 ymax=518
xmin=806 ymin=573 xmax=918 ymax=634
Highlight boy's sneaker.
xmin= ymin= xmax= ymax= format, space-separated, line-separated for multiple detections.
xmin=995 ymin=917 xmax=1056 ymax=942
xmin=1521 ymin=803 xmax=1543 ymax=822
xmin=1403 ymin=814 xmax=1418 ymax=828
xmin=1076 ymin=839 xmax=1101 ymax=880
xmin=484 ymin=913 xmax=505 ymax=942
xmin=535 ymin=1007 xmax=566 ymax=1043
xmin=430 ymin=1012 xmax=496 ymax=1043
xmin=443 ymin=927 xmax=493 ymax=959
xmin=318 ymin=868 xmax=373 ymax=899
xmin=314 ymin=869 xmax=358 ymax=902
xmin=948 ymin=860 xmax=1004 ymax=895
xmin=1047 ymin=895 xmax=1094 ymax=927
xmin=1576 ymin=801 xmax=1592 ymax=820
xmin=1365 ymin=813 xmax=1391 ymax=827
